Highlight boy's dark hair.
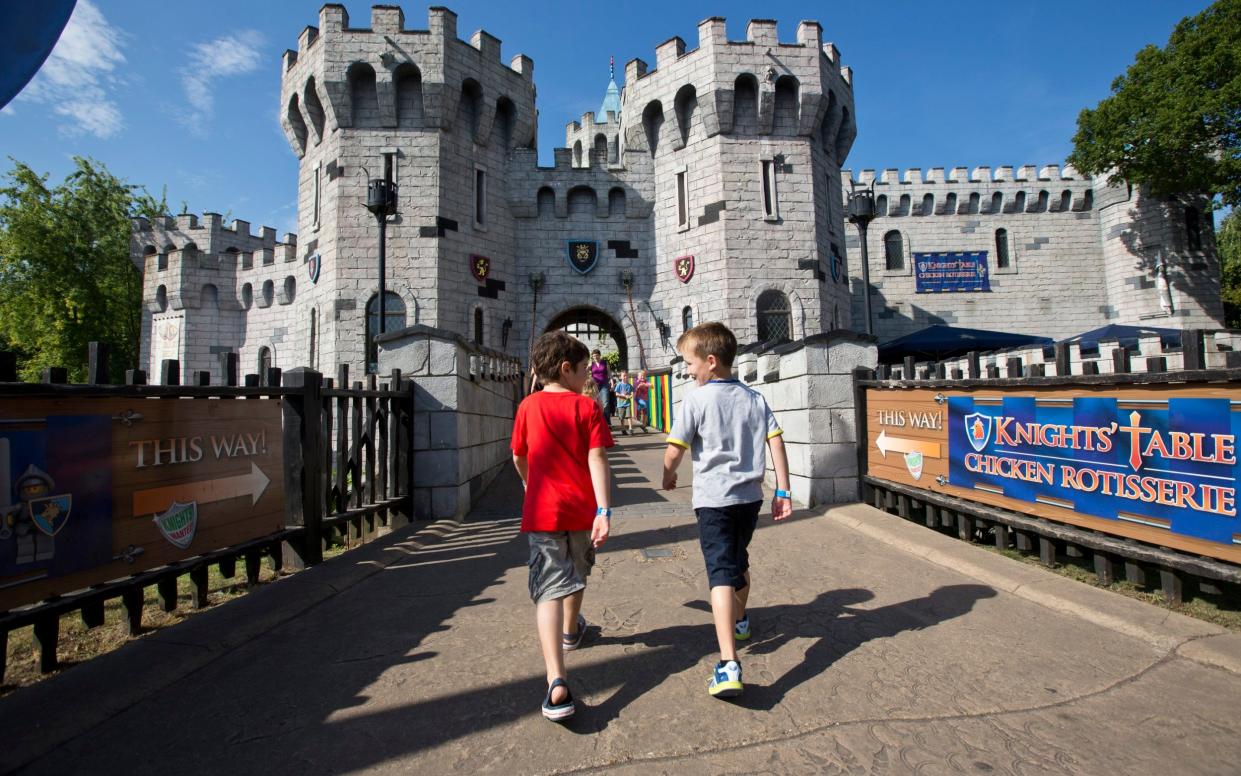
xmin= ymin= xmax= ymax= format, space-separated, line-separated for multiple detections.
xmin=677 ymin=321 xmax=737 ymax=368
xmin=532 ymin=331 xmax=590 ymax=383
xmin=591 ymin=349 xmax=601 ymax=357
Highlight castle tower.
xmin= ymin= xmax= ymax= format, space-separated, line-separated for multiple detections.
xmin=618 ymin=17 xmax=857 ymax=343
xmin=1094 ymin=181 xmax=1223 ymax=328
xmin=279 ymin=5 xmax=538 ymax=374
xmin=565 ymin=59 xmax=623 ymax=168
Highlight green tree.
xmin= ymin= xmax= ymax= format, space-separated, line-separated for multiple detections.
xmin=1067 ymin=0 xmax=1241 ymax=208
xmin=1220 ymin=209 xmax=1241 ymax=327
xmin=0 ymin=157 xmax=165 ymax=382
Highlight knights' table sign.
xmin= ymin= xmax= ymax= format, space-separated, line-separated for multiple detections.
xmin=0 ymin=398 xmax=283 ymax=611
xmin=865 ymin=385 xmax=1241 ymax=564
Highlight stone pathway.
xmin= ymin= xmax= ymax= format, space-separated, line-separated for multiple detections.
xmin=4 ymin=434 xmax=1241 ymax=774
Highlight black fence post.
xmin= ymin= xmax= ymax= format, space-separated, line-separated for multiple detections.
xmin=1113 ymin=347 xmax=1132 ymax=374
xmin=88 ymin=342 xmax=110 ymax=385
xmin=282 ymin=368 xmax=325 ymax=569
xmin=1006 ymin=357 xmax=1023 ymax=378
xmin=1182 ymin=328 xmax=1206 ymax=371
xmin=160 ymin=359 xmax=180 ymax=387
xmin=0 ymin=351 xmax=16 ymax=381
xmin=966 ymin=351 xmax=980 ymax=379
xmin=221 ymin=352 xmax=239 ymax=387
xmin=853 ymin=366 xmax=873 ymax=504
xmin=389 ymin=367 xmax=413 ymax=528
xmin=1054 ymin=342 xmax=1071 ymax=376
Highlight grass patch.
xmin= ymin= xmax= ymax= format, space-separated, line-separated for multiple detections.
xmin=985 ymin=544 xmax=1241 ymax=632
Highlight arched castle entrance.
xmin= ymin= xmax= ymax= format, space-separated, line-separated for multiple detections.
xmin=545 ymin=306 xmax=629 ymax=369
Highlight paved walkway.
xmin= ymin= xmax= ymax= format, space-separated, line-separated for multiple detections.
xmin=4 ymin=434 xmax=1241 ymax=774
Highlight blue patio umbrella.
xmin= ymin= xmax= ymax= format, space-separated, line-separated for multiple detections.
xmin=1057 ymin=323 xmax=1182 ymax=351
xmin=878 ymin=324 xmax=1053 ymax=363
xmin=0 ymin=1 xmax=78 ymax=111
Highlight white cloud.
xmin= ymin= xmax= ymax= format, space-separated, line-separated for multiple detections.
xmin=18 ymin=0 xmax=127 ymax=138
xmin=179 ymin=30 xmax=265 ymax=132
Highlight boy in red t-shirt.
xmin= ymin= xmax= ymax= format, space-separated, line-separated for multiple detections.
xmin=512 ymin=331 xmax=614 ymax=722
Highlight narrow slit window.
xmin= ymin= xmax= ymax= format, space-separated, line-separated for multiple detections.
xmin=474 ymin=168 xmax=487 ymax=227
xmin=761 ymin=160 xmax=779 ymax=220
xmin=995 ymin=228 xmax=1010 ymax=269
xmin=676 ymin=170 xmax=689 ymax=229
xmin=313 ymin=162 xmax=321 ymax=228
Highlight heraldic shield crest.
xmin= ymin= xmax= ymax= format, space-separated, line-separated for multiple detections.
xmin=28 ymin=495 xmax=72 ymax=537
xmin=154 ymin=501 xmax=198 ymax=550
xmin=674 ymin=255 xmax=695 ymax=284
xmin=470 ymin=254 xmax=491 ymax=283
xmin=566 ymin=240 xmax=599 ymax=275
xmin=964 ymin=412 xmax=992 ymax=452
xmin=307 ymin=252 xmax=321 ymax=285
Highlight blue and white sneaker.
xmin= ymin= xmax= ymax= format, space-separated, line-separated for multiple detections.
xmin=734 ymin=616 xmax=751 ymax=642
xmin=709 ymin=660 xmax=743 ymax=698
xmin=542 ymin=678 xmax=575 ymax=721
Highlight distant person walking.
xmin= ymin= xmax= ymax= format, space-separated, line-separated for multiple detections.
xmin=589 ymin=349 xmax=610 ymax=423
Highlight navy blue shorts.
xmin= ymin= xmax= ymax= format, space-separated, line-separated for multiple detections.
xmin=694 ymin=501 xmax=761 ymax=590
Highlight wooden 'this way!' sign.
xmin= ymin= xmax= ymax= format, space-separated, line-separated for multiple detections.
xmin=0 ymin=397 xmax=284 ymax=611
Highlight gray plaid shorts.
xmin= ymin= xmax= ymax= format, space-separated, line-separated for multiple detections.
xmin=527 ymin=530 xmax=595 ymax=604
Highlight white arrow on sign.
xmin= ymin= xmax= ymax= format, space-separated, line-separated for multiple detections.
xmin=132 ymin=462 xmax=271 ymax=516
xmin=876 ymin=429 xmax=942 ymax=460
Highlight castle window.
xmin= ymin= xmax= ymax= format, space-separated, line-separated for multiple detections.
xmin=573 ymin=140 xmax=583 ymax=167
xmin=674 ymin=84 xmax=697 ymax=146
xmin=920 ymin=193 xmax=934 ymax=216
xmin=257 ymin=347 xmax=271 ymax=379
xmin=155 ymin=285 xmax=168 ymax=312
xmin=474 ymin=167 xmax=487 ymax=228
xmin=537 ymin=186 xmax=555 ymax=217
xmin=884 ymin=230 xmax=904 ymax=271
xmin=313 ymin=161 xmax=321 ymax=229
xmin=734 ymin=74 xmax=759 ymax=135
xmin=1059 ymin=190 xmax=1072 ymax=212
xmin=157 ymin=251 xmax=168 ymax=271
xmin=642 ymin=101 xmax=664 ymax=157
xmin=202 ymin=284 xmax=219 ymax=309
xmin=241 ymin=283 xmax=252 ymax=309
xmin=494 ymin=96 xmax=515 ymax=148
xmin=676 ymin=169 xmax=689 ymax=229
xmin=1185 ymin=205 xmax=1203 ymax=251
xmin=1083 ymin=190 xmax=1093 ymax=210
xmin=474 ymin=307 xmax=484 ymax=345
xmin=287 ymin=94 xmax=307 ymax=154
xmin=608 ymin=187 xmax=626 ymax=218
xmin=968 ymin=192 xmax=980 ymax=214
xmin=593 ymin=133 xmax=608 ymax=162
xmin=347 ymin=63 xmax=379 ymax=128
xmin=945 ymin=193 xmax=957 ymax=215
xmin=366 ymin=292 xmax=406 ymax=374
xmin=568 ymin=186 xmax=596 ymax=215
xmin=1014 ymin=191 xmax=1027 ymax=212
xmin=834 ymin=106 xmax=851 ymax=160
xmin=281 ymin=276 xmax=296 ymax=304
xmin=304 ymin=77 xmax=326 ymax=139
xmin=761 ymin=160 xmax=779 ymax=220
xmin=261 ymin=280 xmax=274 ymax=307
xmin=773 ymin=75 xmax=799 ymax=135
xmin=876 ymin=195 xmax=888 ymax=216
xmin=459 ymin=79 xmax=482 ymax=141
xmin=1036 ymin=190 xmax=1049 ymax=212
xmin=682 ymin=305 xmax=694 ymax=332
xmin=820 ymin=91 xmax=837 ymax=156
xmin=756 ymin=290 xmax=792 ymax=344
xmin=395 ymin=64 xmax=424 ymax=128
xmin=898 ymin=194 xmax=910 ymax=216
xmin=990 ymin=192 xmax=1003 ymax=214
xmin=995 ymin=228 xmax=1010 ymax=269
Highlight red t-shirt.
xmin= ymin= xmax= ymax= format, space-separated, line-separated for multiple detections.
xmin=511 ymin=390 xmax=614 ymax=532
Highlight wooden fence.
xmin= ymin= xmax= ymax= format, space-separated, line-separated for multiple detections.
xmin=0 ymin=344 xmax=413 ymax=680
xmin=856 ymin=327 xmax=1241 ymax=605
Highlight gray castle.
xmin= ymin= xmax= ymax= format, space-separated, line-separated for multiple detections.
xmin=131 ymin=5 xmax=1224 ymax=383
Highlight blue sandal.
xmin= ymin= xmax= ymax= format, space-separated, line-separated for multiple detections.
xmin=542 ymin=678 xmax=575 ymax=721
xmin=562 ymin=614 xmax=587 ymax=651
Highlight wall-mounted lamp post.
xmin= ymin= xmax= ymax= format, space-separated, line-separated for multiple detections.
xmin=365 ymin=167 xmax=398 ymax=336
xmin=847 ymin=180 xmax=877 ymax=336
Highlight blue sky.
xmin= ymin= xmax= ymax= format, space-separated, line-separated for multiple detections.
xmin=0 ymin=0 xmax=1214 ymax=237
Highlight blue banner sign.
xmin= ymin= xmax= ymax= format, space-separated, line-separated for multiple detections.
xmin=915 ymin=251 xmax=990 ymax=293
xmin=949 ymin=395 xmax=1239 ymax=547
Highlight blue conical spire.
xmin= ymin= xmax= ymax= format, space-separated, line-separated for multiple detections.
xmin=597 ymin=56 xmax=621 ymax=123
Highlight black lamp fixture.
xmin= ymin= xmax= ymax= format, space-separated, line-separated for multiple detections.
xmin=364 ymin=163 xmax=399 ymax=338
xmin=642 ymin=300 xmax=670 ymax=343
xmin=846 ymin=179 xmax=877 ymax=336
xmin=501 ymin=317 xmax=513 ymax=348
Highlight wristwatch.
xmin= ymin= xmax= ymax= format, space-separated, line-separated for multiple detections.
xmin=596 ymin=507 xmax=613 ymax=518
xmin=775 ymin=489 xmax=791 ymax=499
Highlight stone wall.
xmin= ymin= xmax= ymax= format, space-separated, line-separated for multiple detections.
xmin=376 ymin=324 xmax=523 ymax=519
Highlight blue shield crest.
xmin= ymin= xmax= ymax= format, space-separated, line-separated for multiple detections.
xmin=566 ymin=240 xmax=599 ymax=275
xmin=964 ymin=412 xmax=991 ymax=452
xmin=307 ymin=253 xmax=322 ymax=284
xmin=28 ymin=494 xmax=72 ymax=537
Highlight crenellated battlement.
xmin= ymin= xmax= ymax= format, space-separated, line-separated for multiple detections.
xmin=844 ymin=164 xmax=1091 ymax=186
xmin=503 ymin=147 xmax=653 ymax=220
xmin=131 ymin=213 xmax=297 ymax=283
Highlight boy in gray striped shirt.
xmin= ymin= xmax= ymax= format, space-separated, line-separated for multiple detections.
xmin=662 ymin=321 xmax=792 ymax=698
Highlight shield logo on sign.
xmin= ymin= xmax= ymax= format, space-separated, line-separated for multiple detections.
xmin=154 ymin=501 xmax=198 ymax=550
xmin=964 ymin=412 xmax=992 ymax=452
xmin=674 ymin=255 xmax=695 ymax=284
xmin=904 ymin=451 xmax=924 ymax=481
xmin=307 ymin=253 xmax=321 ymax=284
xmin=28 ymin=494 xmax=72 ymax=537
xmin=470 ymin=254 xmax=491 ymax=283
xmin=566 ymin=240 xmax=599 ymax=275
